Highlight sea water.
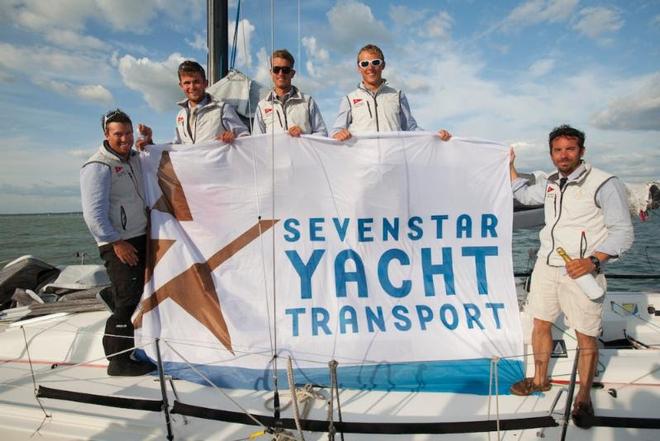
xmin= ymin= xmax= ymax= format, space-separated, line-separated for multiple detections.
xmin=0 ymin=212 xmax=658 ymax=292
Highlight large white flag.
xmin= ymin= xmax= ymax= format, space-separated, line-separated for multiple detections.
xmin=134 ymin=133 xmax=523 ymax=394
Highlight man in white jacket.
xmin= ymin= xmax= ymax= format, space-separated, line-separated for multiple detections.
xmin=137 ymin=60 xmax=249 ymax=148
xmin=80 ymin=109 xmax=156 ymax=376
xmin=331 ymin=44 xmax=451 ymax=141
xmin=173 ymin=60 xmax=249 ymax=144
xmin=253 ymin=49 xmax=327 ymax=137
xmin=509 ymin=125 xmax=633 ymax=428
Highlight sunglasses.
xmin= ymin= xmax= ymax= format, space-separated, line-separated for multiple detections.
xmin=358 ymin=59 xmax=383 ymax=68
xmin=101 ymin=109 xmax=128 ymax=131
xmin=272 ymin=66 xmax=293 ymax=74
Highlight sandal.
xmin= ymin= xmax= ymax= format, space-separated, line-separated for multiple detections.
xmin=572 ymin=401 xmax=595 ymax=429
xmin=510 ymin=378 xmax=552 ymax=396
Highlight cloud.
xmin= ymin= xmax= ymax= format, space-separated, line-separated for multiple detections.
xmin=503 ymin=0 xmax=579 ymax=28
xmin=423 ymin=11 xmax=453 ymax=39
xmin=4 ymin=0 xmax=98 ymax=31
xmin=253 ymin=48 xmax=271 ymax=86
xmin=187 ymin=33 xmax=207 ymax=51
xmin=591 ymin=73 xmax=660 ymax=131
xmin=0 ymin=42 xmax=114 ymax=105
xmin=228 ymin=19 xmax=256 ymax=68
xmin=0 ymin=42 xmax=107 ymax=77
xmin=388 ymin=5 xmax=425 ymax=28
xmin=68 ymin=148 xmax=96 ymax=159
xmin=653 ymin=14 xmax=660 ymax=27
xmin=2 ymin=0 xmax=204 ymax=35
xmin=0 ymin=182 xmax=80 ymax=198
xmin=528 ymin=58 xmax=555 ymax=77
xmin=573 ymin=7 xmax=623 ymax=39
xmin=95 ymin=0 xmax=157 ymax=31
xmin=0 ymin=138 xmax=93 ymax=213
xmin=327 ymin=0 xmax=390 ymax=51
xmin=32 ymin=78 xmax=113 ymax=104
xmin=76 ymin=84 xmax=113 ymax=104
xmin=302 ymin=36 xmax=330 ymax=78
xmin=118 ymin=53 xmax=185 ymax=111
xmin=44 ymin=29 xmax=109 ymax=51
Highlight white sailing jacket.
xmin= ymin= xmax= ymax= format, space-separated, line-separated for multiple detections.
xmin=256 ymin=87 xmax=317 ymax=135
xmin=175 ymin=94 xmax=248 ymax=144
xmin=82 ymin=145 xmax=147 ymax=245
xmin=346 ymin=82 xmax=404 ymax=132
xmin=539 ymin=163 xmax=613 ymax=266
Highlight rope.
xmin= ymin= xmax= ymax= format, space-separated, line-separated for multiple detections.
xmin=6 ymin=330 xmax=155 ymax=389
xmin=486 ymin=357 xmax=502 ymax=441
xmin=287 ymin=357 xmax=305 ymax=441
xmin=611 ymin=300 xmax=660 ymax=333
xmin=162 ymin=340 xmax=270 ymax=431
xmin=21 ymin=326 xmax=51 ymax=420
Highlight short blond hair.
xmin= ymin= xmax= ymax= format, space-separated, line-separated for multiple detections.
xmin=357 ymin=44 xmax=385 ymax=63
xmin=272 ymin=49 xmax=295 ymax=67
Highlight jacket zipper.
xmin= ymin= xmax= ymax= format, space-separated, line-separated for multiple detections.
xmin=547 ymin=183 xmax=566 ymax=264
xmin=120 ymin=206 xmax=127 ymax=230
xmin=276 ymin=109 xmax=284 ymax=129
xmin=372 ymin=96 xmax=380 ymax=131
xmin=282 ymin=102 xmax=289 ymax=130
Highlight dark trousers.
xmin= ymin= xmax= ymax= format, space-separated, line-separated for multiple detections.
xmin=99 ymin=235 xmax=146 ymax=360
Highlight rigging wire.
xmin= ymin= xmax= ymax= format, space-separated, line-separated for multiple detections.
xmin=268 ymin=0 xmax=282 ymax=430
xmin=251 ymin=153 xmax=275 ymax=353
xmin=21 ymin=326 xmax=50 ymax=419
xmin=297 ymin=0 xmax=301 ymax=70
xmin=163 ymin=340 xmax=271 ymax=431
xmin=230 ymin=0 xmax=242 ymax=70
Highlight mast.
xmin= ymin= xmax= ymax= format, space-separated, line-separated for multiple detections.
xmin=207 ymin=0 xmax=229 ymax=85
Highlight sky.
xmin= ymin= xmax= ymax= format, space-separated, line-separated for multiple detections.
xmin=0 ymin=0 xmax=659 ymax=214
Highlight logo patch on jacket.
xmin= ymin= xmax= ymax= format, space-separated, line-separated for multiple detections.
xmin=547 ymin=186 xmax=554 ymax=193
xmin=352 ymin=98 xmax=363 ymax=104
xmin=177 ymin=116 xmax=185 ymax=123
xmin=264 ymin=108 xmax=273 ymax=114
xmin=114 ymin=166 xmax=124 ymax=174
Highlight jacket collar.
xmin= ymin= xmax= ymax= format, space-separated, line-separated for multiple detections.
xmin=177 ymin=93 xmax=217 ymax=110
xmin=548 ymin=162 xmax=591 ymax=186
xmin=358 ymin=79 xmax=389 ymax=95
xmin=101 ymin=141 xmax=134 ymax=162
xmin=265 ymin=86 xmax=302 ymax=104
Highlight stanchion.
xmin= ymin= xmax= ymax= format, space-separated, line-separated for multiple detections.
xmin=155 ymin=338 xmax=174 ymax=440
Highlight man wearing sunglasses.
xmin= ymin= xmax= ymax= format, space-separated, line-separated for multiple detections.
xmin=80 ymin=109 xmax=156 ymax=377
xmin=331 ymin=44 xmax=451 ymax=141
xmin=253 ymin=49 xmax=327 ymax=137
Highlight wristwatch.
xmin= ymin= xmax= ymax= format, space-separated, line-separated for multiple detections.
xmin=589 ymin=255 xmax=601 ymax=273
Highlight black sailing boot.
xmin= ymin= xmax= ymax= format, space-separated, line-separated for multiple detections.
xmin=103 ymin=317 xmax=156 ymax=376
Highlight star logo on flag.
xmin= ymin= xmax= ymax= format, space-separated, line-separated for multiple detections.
xmin=133 ymin=150 xmax=278 ymax=354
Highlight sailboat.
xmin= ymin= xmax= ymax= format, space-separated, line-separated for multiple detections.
xmin=2 ymin=1 xmax=660 ymax=440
